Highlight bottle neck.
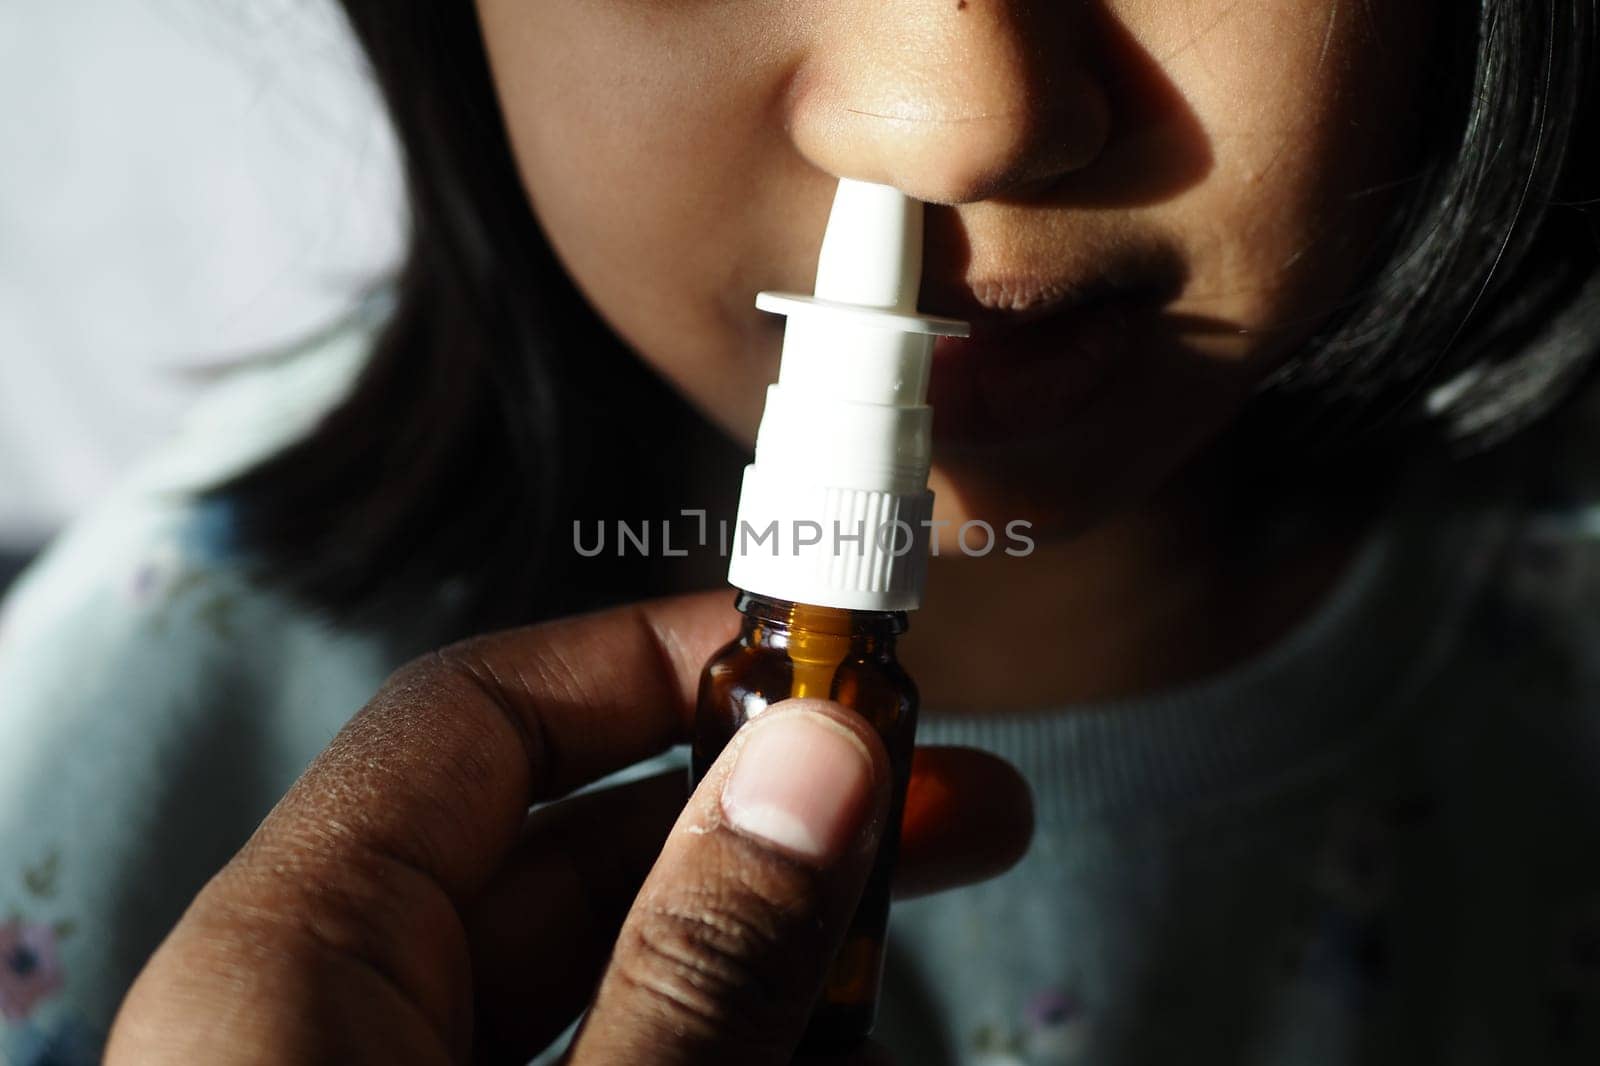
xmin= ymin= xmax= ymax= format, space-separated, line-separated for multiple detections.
xmin=735 ymin=590 xmax=905 ymax=639
xmin=735 ymin=590 xmax=906 ymax=701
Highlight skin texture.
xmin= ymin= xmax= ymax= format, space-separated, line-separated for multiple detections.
xmin=478 ymin=0 xmax=1437 ymax=710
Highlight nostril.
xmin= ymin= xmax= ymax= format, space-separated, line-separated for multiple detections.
xmin=995 ymin=171 xmax=1069 ymax=204
xmin=785 ymin=9 xmax=1113 ymax=207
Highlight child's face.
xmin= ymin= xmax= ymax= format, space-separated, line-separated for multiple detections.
xmin=478 ymin=1 xmax=1433 ymax=536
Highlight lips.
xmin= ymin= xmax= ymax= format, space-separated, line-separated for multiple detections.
xmin=923 ymin=273 xmax=1124 ymax=330
xmin=925 ymin=294 xmax=1134 ymax=444
xmin=908 ymin=230 xmax=1187 ymax=443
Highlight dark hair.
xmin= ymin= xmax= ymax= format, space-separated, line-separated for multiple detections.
xmin=215 ymin=0 xmax=1599 ymax=630
xmin=1247 ymin=0 xmax=1600 ymax=454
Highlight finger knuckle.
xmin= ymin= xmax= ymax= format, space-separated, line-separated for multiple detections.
xmin=614 ymin=884 xmax=804 ymax=1046
xmin=211 ymin=844 xmax=466 ymax=1007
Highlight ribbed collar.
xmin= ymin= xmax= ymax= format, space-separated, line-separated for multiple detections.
xmin=915 ymin=458 xmax=1519 ymax=825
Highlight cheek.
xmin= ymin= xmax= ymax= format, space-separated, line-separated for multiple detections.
xmin=1135 ymin=0 xmax=1432 ymax=362
xmin=476 ymin=1 xmax=804 ymax=443
xmin=929 ymin=2 xmax=1435 ymax=536
xmin=479 ymin=3 xmax=729 ymax=315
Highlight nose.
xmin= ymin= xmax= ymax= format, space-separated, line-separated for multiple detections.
xmin=784 ymin=2 xmax=1111 ymax=205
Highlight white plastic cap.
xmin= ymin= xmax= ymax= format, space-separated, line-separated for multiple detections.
xmin=727 ymin=178 xmax=970 ymax=611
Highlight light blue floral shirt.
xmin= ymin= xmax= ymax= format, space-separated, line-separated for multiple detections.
xmin=4 ymin=314 xmax=1600 ymax=1065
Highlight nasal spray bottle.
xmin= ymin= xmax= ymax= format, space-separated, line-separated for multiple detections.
xmin=691 ymin=178 xmax=969 ymax=1046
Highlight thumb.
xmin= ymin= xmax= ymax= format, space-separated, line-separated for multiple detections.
xmin=567 ymin=699 xmax=891 ymax=1065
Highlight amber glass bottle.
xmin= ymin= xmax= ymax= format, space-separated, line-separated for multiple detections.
xmin=690 ymin=590 xmax=917 ymax=1047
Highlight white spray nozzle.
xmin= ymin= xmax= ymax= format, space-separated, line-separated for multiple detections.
xmin=755 ymin=180 xmax=969 ymax=408
xmin=813 ymin=179 xmax=923 ymax=311
xmin=727 ymin=178 xmax=971 ymax=612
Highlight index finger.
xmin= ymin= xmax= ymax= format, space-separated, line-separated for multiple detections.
xmin=257 ymin=586 xmax=741 ymax=900
xmin=109 ymin=588 xmax=742 ymax=1065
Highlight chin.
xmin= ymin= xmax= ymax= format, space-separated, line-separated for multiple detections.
xmin=928 ymin=448 xmax=1123 ymax=553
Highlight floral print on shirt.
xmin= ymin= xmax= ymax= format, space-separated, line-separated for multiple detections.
xmin=0 ymin=852 xmax=99 ymax=1065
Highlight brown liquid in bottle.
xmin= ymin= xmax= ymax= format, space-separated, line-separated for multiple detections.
xmin=690 ymin=590 xmax=918 ymax=1049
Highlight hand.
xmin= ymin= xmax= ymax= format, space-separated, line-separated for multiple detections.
xmin=105 ymin=589 xmax=1033 ymax=1064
